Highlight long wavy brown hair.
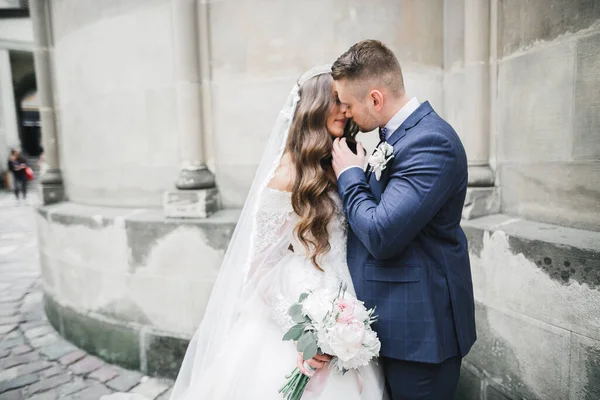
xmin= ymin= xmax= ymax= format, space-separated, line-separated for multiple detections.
xmin=285 ymin=73 xmax=358 ymax=270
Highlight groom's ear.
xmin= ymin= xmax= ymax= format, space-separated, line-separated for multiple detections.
xmin=370 ymin=90 xmax=384 ymax=111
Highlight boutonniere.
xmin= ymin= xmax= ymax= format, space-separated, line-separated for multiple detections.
xmin=368 ymin=142 xmax=394 ymax=181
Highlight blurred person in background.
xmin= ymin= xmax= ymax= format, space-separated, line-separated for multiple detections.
xmin=7 ymin=148 xmax=29 ymax=205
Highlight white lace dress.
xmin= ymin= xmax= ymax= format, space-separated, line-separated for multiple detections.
xmin=188 ymin=188 xmax=386 ymax=399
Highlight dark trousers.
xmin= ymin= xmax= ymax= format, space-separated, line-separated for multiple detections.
xmin=382 ymin=356 xmax=462 ymax=400
xmin=13 ymin=177 xmax=27 ymax=199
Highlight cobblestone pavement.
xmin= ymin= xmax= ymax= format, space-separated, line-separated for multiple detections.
xmin=0 ymin=192 xmax=174 ymax=400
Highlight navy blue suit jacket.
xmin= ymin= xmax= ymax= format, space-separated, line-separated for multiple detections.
xmin=337 ymin=102 xmax=476 ymax=363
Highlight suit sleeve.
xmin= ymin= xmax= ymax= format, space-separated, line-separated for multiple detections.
xmin=337 ymin=131 xmax=459 ymax=260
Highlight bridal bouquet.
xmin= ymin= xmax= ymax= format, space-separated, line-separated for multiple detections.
xmin=279 ymin=284 xmax=380 ymax=400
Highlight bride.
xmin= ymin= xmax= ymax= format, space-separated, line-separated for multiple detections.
xmin=169 ymin=66 xmax=386 ymax=399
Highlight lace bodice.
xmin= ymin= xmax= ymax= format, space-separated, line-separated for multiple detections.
xmin=247 ymin=187 xmax=354 ymax=331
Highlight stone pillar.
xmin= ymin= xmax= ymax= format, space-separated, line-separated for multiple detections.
xmin=463 ymin=0 xmax=494 ymax=187
xmin=163 ymin=0 xmax=218 ymax=218
xmin=0 ymin=49 xmax=19 ymax=151
xmin=444 ymin=0 xmax=499 ymax=219
xmin=30 ymin=0 xmax=64 ymax=204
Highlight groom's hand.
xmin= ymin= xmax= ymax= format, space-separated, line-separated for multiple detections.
xmin=332 ymin=138 xmax=365 ymax=178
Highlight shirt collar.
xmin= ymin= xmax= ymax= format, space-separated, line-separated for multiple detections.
xmin=383 ymin=97 xmax=420 ymax=140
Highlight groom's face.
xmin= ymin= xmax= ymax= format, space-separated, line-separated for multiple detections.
xmin=334 ymin=79 xmax=379 ymax=133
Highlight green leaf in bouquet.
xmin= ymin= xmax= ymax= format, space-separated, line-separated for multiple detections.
xmin=298 ymin=292 xmax=309 ymax=302
xmin=282 ymin=324 xmax=305 ymax=342
xmin=297 ymin=331 xmax=318 ymax=360
xmin=292 ymin=312 xmax=309 ymax=324
xmin=302 ymin=341 xmax=318 ymax=360
xmin=288 ymin=303 xmax=303 ymax=318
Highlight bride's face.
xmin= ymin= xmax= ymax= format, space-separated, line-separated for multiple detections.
xmin=326 ymin=95 xmax=347 ymax=138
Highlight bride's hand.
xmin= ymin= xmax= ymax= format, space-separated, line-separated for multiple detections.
xmin=297 ymin=353 xmax=332 ymax=377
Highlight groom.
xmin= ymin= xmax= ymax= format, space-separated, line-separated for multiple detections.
xmin=330 ymin=40 xmax=476 ymax=399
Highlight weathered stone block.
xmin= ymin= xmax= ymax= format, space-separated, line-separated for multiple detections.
xmin=57 ymin=300 xmax=141 ymax=370
xmin=454 ymin=363 xmax=482 ymax=400
xmin=462 ymin=187 xmax=500 ymax=220
xmin=466 ymin=303 xmax=570 ymax=399
xmin=162 ymin=189 xmax=219 ymax=219
xmin=498 ymin=0 xmax=600 ymax=57
xmin=38 ymin=202 xmax=236 ymax=336
xmin=143 ymin=333 xmax=188 ymax=379
xmin=573 ymin=33 xmax=600 ymax=161
xmin=43 ymin=295 xmax=62 ymax=336
xmin=486 ymin=383 xmax=513 ymax=400
xmin=464 ymin=215 xmax=600 ymax=340
xmin=497 ymin=42 xmax=575 ymax=163
xmin=499 ymin=163 xmax=600 ymax=232
xmin=38 ymin=184 xmax=64 ymax=206
xmin=569 ymin=333 xmax=600 ymax=399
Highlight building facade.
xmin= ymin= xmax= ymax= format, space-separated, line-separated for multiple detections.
xmin=8 ymin=0 xmax=598 ymax=399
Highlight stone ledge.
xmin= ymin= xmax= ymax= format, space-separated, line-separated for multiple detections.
xmin=460 ymin=214 xmax=600 ymax=399
xmin=44 ymin=293 xmax=189 ymax=379
xmin=462 ymin=213 xmax=600 ymax=288
xmin=37 ymin=200 xmax=241 ymax=228
xmin=37 ymin=201 xmax=240 ymax=379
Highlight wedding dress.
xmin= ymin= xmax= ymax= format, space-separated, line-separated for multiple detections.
xmin=169 ymin=66 xmax=386 ymax=400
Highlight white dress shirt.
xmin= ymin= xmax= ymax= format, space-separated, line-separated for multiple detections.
xmin=337 ymin=97 xmax=420 ymax=178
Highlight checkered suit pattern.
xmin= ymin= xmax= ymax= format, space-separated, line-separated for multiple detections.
xmin=337 ymin=102 xmax=476 ymax=363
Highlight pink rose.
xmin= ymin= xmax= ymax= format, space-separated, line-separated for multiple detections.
xmin=335 ymin=298 xmax=355 ymax=323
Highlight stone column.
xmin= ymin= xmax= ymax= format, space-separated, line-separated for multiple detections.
xmin=163 ymin=0 xmax=218 ymax=218
xmin=0 ymin=49 xmax=20 ymax=152
xmin=30 ymin=0 xmax=64 ymax=204
xmin=444 ymin=0 xmax=499 ymax=219
xmin=463 ymin=0 xmax=494 ymax=187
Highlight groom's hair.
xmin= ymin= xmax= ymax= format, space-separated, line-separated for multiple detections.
xmin=332 ymin=40 xmax=404 ymax=97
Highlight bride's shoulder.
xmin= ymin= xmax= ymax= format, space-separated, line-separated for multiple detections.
xmin=267 ymin=152 xmax=295 ymax=193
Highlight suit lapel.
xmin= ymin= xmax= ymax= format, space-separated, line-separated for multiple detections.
xmin=364 ymin=101 xmax=435 ymax=184
xmin=386 ymin=101 xmax=434 ymax=147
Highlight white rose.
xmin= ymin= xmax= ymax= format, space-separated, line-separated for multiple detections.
xmin=381 ymin=143 xmax=394 ymax=157
xmin=368 ymin=143 xmax=395 ymax=181
xmin=362 ymin=329 xmax=381 ymax=354
xmin=350 ymin=302 xmax=370 ymax=323
xmin=368 ymin=149 xmax=386 ymax=167
xmin=326 ymin=319 xmax=366 ymax=361
xmin=302 ymin=288 xmax=337 ymax=324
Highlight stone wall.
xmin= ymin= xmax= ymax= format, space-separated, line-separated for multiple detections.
xmin=457 ymin=216 xmax=600 ymax=400
xmin=209 ymin=0 xmax=445 ymax=207
xmin=455 ymin=2 xmax=600 ymax=399
xmin=38 ymin=202 xmax=238 ymax=377
xmin=50 ymin=0 xmax=180 ymax=207
xmin=495 ymin=0 xmax=600 ymax=232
